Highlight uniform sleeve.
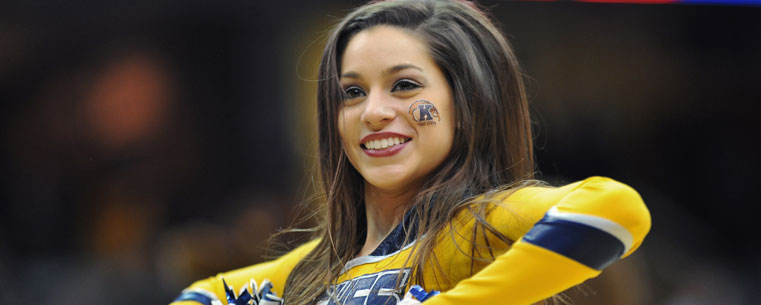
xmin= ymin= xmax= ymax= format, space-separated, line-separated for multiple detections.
xmin=425 ymin=177 xmax=651 ymax=305
xmin=170 ymin=239 xmax=320 ymax=305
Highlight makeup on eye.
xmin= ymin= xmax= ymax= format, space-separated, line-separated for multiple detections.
xmin=341 ymin=78 xmax=422 ymax=100
xmin=343 ymin=85 xmax=366 ymax=99
xmin=391 ymin=79 xmax=422 ymax=92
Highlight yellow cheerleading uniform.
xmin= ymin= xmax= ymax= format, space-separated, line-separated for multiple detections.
xmin=171 ymin=177 xmax=651 ymax=305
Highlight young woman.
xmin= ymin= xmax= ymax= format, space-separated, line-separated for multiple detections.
xmin=171 ymin=1 xmax=651 ymax=305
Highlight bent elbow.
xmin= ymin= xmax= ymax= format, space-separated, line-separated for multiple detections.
xmin=523 ymin=177 xmax=651 ymax=269
xmin=608 ymin=180 xmax=651 ymax=257
xmin=561 ymin=177 xmax=652 ymax=257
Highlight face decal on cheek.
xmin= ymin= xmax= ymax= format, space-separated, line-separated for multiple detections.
xmin=409 ymin=99 xmax=441 ymax=127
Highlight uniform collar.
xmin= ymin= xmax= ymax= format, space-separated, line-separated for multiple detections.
xmin=368 ymin=207 xmax=419 ymax=257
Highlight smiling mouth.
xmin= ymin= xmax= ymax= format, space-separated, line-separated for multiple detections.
xmin=361 ymin=137 xmax=411 ymax=150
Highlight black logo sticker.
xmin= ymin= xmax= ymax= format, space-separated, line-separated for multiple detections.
xmin=409 ymin=99 xmax=440 ymax=127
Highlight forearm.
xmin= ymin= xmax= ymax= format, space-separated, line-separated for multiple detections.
xmin=425 ymin=240 xmax=598 ymax=305
xmin=426 ymin=177 xmax=651 ymax=305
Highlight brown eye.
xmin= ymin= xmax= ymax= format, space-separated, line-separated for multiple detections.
xmin=391 ymin=79 xmax=421 ymax=92
xmin=343 ymin=86 xmax=366 ymax=99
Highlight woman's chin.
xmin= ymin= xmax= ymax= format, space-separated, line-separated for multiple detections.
xmin=362 ymin=171 xmax=418 ymax=194
xmin=364 ymin=176 xmax=407 ymax=192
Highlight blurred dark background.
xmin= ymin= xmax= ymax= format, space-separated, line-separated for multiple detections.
xmin=1 ymin=0 xmax=759 ymax=304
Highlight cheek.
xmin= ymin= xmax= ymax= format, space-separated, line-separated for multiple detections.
xmin=337 ymin=110 xmax=350 ymax=150
xmin=337 ymin=107 xmax=359 ymax=147
xmin=435 ymin=97 xmax=456 ymax=149
xmin=444 ymin=100 xmax=456 ymax=129
xmin=337 ymin=110 xmax=345 ymax=138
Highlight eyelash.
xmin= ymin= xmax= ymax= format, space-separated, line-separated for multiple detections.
xmin=343 ymin=86 xmax=366 ymax=100
xmin=342 ymin=79 xmax=422 ymax=100
xmin=392 ymin=79 xmax=421 ymax=92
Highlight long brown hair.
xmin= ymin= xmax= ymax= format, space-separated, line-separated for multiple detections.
xmin=282 ymin=1 xmax=541 ymax=304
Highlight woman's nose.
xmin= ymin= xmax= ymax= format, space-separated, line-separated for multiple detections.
xmin=361 ymin=91 xmax=396 ymax=130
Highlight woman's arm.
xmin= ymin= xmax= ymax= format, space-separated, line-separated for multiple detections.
xmin=425 ymin=177 xmax=651 ymax=305
xmin=170 ymin=239 xmax=320 ymax=305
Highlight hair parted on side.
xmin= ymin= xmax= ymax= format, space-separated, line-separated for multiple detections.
xmin=280 ymin=1 xmax=551 ymax=304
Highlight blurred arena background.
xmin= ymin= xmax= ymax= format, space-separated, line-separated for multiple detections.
xmin=1 ymin=0 xmax=759 ymax=304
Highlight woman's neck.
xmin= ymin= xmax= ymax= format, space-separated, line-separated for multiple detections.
xmin=358 ymin=182 xmax=420 ymax=257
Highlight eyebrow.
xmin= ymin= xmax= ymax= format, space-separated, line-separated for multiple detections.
xmin=340 ymin=64 xmax=424 ymax=79
xmin=383 ymin=64 xmax=423 ymax=75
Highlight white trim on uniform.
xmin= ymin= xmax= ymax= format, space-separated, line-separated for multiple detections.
xmin=339 ymin=240 xmax=419 ymax=274
xmin=547 ymin=206 xmax=634 ymax=255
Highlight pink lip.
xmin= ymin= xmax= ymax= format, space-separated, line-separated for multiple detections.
xmin=360 ymin=132 xmax=412 ymax=158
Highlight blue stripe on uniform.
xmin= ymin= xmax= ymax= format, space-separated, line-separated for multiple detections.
xmin=522 ymin=215 xmax=625 ymax=270
xmin=173 ymin=292 xmax=213 ymax=305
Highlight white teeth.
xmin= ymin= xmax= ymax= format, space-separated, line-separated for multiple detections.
xmin=363 ymin=137 xmax=408 ymax=150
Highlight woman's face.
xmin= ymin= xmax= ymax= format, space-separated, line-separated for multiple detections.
xmin=338 ymin=25 xmax=455 ymax=193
